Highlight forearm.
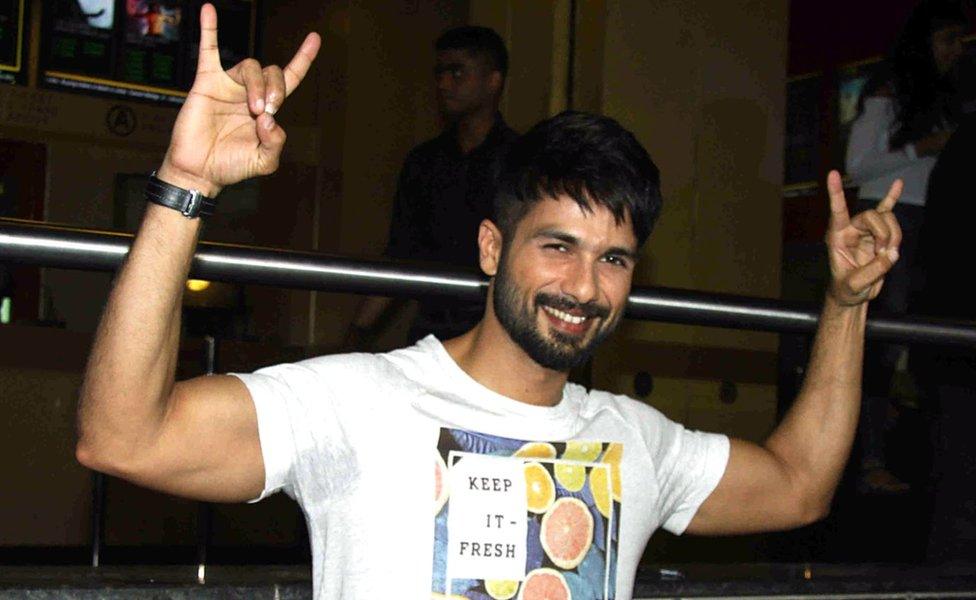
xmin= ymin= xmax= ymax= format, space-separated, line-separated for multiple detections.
xmin=765 ymin=295 xmax=867 ymax=512
xmin=77 ymin=179 xmax=206 ymax=465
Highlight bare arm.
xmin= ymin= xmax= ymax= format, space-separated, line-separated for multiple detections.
xmin=686 ymin=171 xmax=903 ymax=535
xmin=76 ymin=3 xmax=320 ymax=502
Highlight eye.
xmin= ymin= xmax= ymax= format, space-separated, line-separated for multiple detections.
xmin=543 ymin=242 xmax=569 ymax=253
xmin=602 ymin=254 xmax=629 ymax=268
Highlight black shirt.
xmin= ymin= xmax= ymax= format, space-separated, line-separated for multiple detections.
xmin=385 ymin=115 xmax=518 ymax=341
xmin=911 ymin=115 xmax=976 ymax=385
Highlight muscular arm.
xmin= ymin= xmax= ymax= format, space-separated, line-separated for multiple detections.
xmin=687 ymin=297 xmax=865 ymax=534
xmin=76 ymin=3 xmax=320 ymax=502
xmin=76 ymin=200 xmax=265 ymax=502
xmin=686 ymin=171 xmax=902 ymax=535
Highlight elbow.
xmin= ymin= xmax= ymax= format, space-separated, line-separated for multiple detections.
xmin=797 ymin=497 xmax=831 ymax=527
xmin=75 ymin=440 xmax=101 ymax=472
xmin=75 ymin=433 xmax=117 ymax=475
xmin=789 ymin=485 xmax=833 ymax=528
xmin=74 ymin=414 xmax=143 ymax=478
xmin=75 ymin=436 xmax=145 ymax=480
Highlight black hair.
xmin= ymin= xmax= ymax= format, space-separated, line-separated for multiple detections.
xmin=493 ymin=111 xmax=662 ymax=248
xmin=888 ymin=0 xmax=969 ymax=148
xmin=435 ymin=26 xmax=509 ymax=78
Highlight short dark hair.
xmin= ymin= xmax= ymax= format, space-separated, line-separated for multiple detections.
xmin=435 ymin=26 xmax=508 ymax=78
xmin=493 ymin=111 xmax=663 ymax=248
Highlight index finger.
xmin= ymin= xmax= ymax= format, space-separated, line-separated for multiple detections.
xmin=826 ymin=169 xmax=850 ymax=231
xmin=283 ymin=33 xmax=322 ymax=97
xmin=876 ymin=178 xmax=903 ymax=212
xmin=196 ymin=3 xmax=222 ymax=74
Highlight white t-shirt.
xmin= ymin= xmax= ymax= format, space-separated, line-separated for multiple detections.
xmin=235 ymin=336 xmax=729 ymax=600
xmin=845 ymin=96 xmax=938 ymax=206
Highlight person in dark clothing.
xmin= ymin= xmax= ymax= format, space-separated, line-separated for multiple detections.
xmin=845 ymin=0 xmax=969 ymax=494
xmin=350 ymin=25 xmax=517 ymax=345
xmin=913 ymin=114 xmax=976 ymax=562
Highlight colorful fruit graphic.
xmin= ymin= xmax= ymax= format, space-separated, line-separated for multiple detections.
xmin=517 ymin=568 xmax=570 ymax=600
xmin=485 ymin=579 xmax=519 ymax=600
xmin=588 ymin=463 xmax=613 ymax=518
xmin=562 ymin=440 xmax=602 ymax=462
xmin=553 ymin=463 xmax=586 ymax=492
xmin=600 ymin=442 xmax=623 ymax=501
xmin=540 ymin=497 xmax=593 ymax=569
xmin=514 ymin=442 xmax=558 ymax=459
xmin=434 ymin=451 xmax=449 ymax=515
xmin=524 ymin=461 xmax=556 ymax=514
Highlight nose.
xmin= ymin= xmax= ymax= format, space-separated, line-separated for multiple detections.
xmin=561 ymin=257 xmax=599 ymax=305
xmin=435 ymin=72 xmax=452 ymax=93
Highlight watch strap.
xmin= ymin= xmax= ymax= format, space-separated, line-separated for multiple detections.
xmin=146 ymin=172 xmax=217 ymax=218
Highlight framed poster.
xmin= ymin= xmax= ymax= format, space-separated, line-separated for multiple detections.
xmin=0 ymin=0 xmax=29 ymax=85
xmin=39 ymin=0 xmax=255 ymax=106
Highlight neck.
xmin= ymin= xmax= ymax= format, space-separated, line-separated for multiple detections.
xmin=454 ymin=107 xmax=497 ymax=154
xmin=442 ymin=309 xmax=569 ymax=408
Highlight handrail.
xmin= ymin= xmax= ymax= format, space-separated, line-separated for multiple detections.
xmin=2 ymin=217 xmax=975 ymax=346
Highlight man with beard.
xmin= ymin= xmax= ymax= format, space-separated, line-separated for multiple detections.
xmin=349 ymin=25 xmax=518 ymax=346
xmin=76 ymin=5 xmax=903 ymax=599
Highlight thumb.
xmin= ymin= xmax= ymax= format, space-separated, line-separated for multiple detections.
xmin=254 ymin=112 xmax=286 ymax=175
xmin=846 ymin=252 xmax=895 ymax=294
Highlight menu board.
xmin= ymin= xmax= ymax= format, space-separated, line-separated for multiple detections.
xmin=40 ymin=0 xmax=254 ymax=105
xmin=0 ymin=0 xmax=28 ymax=85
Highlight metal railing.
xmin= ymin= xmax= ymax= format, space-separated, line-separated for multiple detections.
xmin=3 ymin=218 xmax=975 ymax=347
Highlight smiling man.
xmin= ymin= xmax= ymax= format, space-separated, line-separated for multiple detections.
xmin=76 ymin=5 xmax=903 ymax=600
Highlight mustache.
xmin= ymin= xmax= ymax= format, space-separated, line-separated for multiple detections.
xmin=535 ymin=293 xmax=610 ymax=319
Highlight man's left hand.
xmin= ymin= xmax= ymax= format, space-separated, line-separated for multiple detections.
xmin=824 ymin=170 xmax=903 ymax=306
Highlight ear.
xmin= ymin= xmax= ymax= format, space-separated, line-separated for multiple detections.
xmin=478 ymin=219 xmax=503 ymax=277
xmin=487 ymin=70 xmax=503 ymax=97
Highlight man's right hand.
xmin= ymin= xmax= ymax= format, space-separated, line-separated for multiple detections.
xmin=158 ymin=3 xmax=321 ymax=197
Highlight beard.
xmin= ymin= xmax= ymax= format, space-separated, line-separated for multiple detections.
xmin=492 ymin=257 xmax=619 ymax=371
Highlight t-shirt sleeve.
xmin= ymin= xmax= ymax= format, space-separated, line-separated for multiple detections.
xmin=654 ymin=423 xmax=730 ymax=535
xmin=232 ymin=358 xmax=359 ymax=505
xmin=232 ymin=369 xmax=299 ymax=502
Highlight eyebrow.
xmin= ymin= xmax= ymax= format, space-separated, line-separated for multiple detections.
xmin=533 ymin=229 xmax=638 ymax=261
xmin=434 ymin=62 xmax=466 ymax=72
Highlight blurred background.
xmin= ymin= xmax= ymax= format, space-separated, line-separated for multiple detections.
xmin=1 ymin=0 xmax=974 ymax=571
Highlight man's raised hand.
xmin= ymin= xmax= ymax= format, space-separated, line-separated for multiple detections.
xmin=158 ymin=3 xmax=321 ymax=197
xmin=824 ymin=170 xmax=903 ymax=306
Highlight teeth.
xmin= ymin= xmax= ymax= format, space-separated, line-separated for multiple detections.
xmin=542 ymin=305 xmax=587 ymax=325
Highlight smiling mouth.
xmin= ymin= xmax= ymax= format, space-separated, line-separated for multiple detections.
xmin=541 ymin=305 xmax=589 ymax=326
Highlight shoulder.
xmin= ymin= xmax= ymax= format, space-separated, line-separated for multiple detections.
xmin=861 ymin=93 xmax=895 ymax=111
xmin=406 ymin=134 xmax=450 ymax=162
xmin=582 ymin=388 xmax=678 ymax=436
xmin=246 ymin=351 xmax=403 ymax=393
xmin=855 ymin=94 xmax=897 ymax=125
xmin=582 ymin=387 xmax=725 ymax=454
xmin=498 ymin=122 xmax=519 ymax=143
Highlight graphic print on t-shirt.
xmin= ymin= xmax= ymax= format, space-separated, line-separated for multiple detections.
xmin=432 ymin=428 xmax=622 ymax=600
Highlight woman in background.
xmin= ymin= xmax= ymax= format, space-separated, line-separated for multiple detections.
xmin=845 ymin=0 xmax=969 ymax=494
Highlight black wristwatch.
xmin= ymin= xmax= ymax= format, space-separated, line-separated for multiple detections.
xmin=145 ymin=171 xmax=217 ymax=219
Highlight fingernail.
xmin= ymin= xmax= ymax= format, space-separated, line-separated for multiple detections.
xmin=264 ymin=114 xmax=275 ymax=130
xmin=889 ymin=249 xmax=899 ymax=262
xmin=265 ymin=103 xmax=277 ymax=115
